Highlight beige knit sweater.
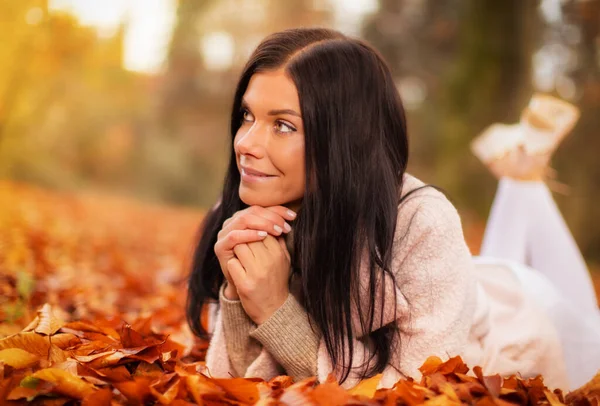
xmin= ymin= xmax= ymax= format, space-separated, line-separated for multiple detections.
xmin=205 ymin=174 xmax=569 ymax=390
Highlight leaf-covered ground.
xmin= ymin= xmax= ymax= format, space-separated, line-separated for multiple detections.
xmin=1 ymin=181 xmax=599 ymax=405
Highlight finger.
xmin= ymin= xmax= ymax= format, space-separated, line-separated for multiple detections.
xmin=246 ymin=206 xmax=292 ymax=234
xmin=222 ymin=207 xmax=250 ymax=230
xmin=233 ymin=243 xmax=255 ymax=263
xmin=215 ymin=230 xmax=267 ymax=254
xmin=246 ymin=240 xmax=269 ymax=260
xmin=264 ymin=206 xmax=298 ymax=222
xmin=222 ymin=213 xmax=287 ymax=237
xmin=277 ymin=237 xmax=291 ymax=262
xmin=227 ymin=258 xmax=246 ymax=287
xmin=262 ymin=234 xmax=281 ymax=252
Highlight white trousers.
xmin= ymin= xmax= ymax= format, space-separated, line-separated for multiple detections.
xmin=478 ymin=177 xmax=600 ymax=389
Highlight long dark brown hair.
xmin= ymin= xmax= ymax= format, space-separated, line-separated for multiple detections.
xmin=187 ymin=28 xmax=412 ymax=383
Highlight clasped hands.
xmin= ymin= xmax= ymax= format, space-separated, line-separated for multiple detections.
xmin=214 ymin=205 xmax=296 ymax=325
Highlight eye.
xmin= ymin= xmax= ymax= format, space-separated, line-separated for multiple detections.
xmin=274 ymin=120 xmax=296 ymax=134
xmin=241 ymin=109 xmax=254 ymax=123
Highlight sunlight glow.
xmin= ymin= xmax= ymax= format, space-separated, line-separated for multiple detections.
xmin=48 ymin=0 xmax=176 ymax=74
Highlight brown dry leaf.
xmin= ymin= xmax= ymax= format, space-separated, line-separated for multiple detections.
xmin=4 ymin=182 xmax=600 ymax=406
xmin=150 ymin=375 xmax=181 ymax=405
xmin=0 ymin=348 xmax=39 ymax=369
xmin=184 ymin=374 xmax=225 ymax=404
xmin=544 ymin=389 xmax=566 ymax=406
xmin=473 ymin=366 xmax=502 ymax=397
xmin=24 ymin=304 xmax=65 ymax=336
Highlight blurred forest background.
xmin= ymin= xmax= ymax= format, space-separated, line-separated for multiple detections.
xmin=0 ymin=0 xmax=599 ymax=263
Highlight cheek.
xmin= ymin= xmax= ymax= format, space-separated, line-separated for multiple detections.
xmin=280 ymin=144 xmax=305 ymax=196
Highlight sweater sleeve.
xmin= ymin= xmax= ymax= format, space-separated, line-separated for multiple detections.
xmin=205 ymin=284 xmax=283 ymax=380
xmin=249 ymin=293 xmax=321 ymax=381
xmin=218 ymin=283 xmax=262 ymax=376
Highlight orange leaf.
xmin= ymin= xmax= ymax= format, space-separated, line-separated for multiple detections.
xmin=184 ymin=374 xmax=224 ymax=404
xmin=82 ymin=387 xmax=113 ymax=405
xmin=311 ymin=381 xmax=351 ymax=405
xmin=347 ymin=373 xmax=381 ymax=398
xmin=213 ymin=377 xmax=262 ymax=403
xmin=418 ymin=356 xmax=444 ymax=376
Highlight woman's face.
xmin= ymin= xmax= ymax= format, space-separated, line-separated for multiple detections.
xmin=234 ymin=68 xmax=305 ymax=209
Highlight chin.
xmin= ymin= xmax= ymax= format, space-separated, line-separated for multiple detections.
xmin=239 ymin=188 xmax=282 ymax=207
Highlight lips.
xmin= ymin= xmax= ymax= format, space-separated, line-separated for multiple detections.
xmin=241 ymin=166 xmax=273 ymax=177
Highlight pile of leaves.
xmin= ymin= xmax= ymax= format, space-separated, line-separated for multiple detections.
xmin=2 ymin=181 xmax=600 ymax=404
xmin=2 ymin=304 xmax=600 ymax=404
xmin=0 ymin=180 xmax=203 ymax=336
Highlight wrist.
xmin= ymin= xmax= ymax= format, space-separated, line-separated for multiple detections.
xmin=254 ymin=293 xmax=289 ymax=325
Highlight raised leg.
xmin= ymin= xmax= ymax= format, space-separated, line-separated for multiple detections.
xmin=480 ymin=177 xmax=598 ymax=315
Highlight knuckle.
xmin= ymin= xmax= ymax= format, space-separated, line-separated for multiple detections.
xmin=228 ymin=231 xmax=240 ymax=243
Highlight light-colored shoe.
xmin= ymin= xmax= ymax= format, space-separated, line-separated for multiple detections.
xmin=470 ymin=93 xmax=580 ymax=182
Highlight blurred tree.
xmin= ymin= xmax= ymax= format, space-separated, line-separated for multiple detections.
xmin=553 ymin=0 xmax=600 ymax=260
xmin=0 ymin=0 xmax=145 ymax=194
xmin=364 ymin=0 xmax=600 ymax=261
xmin=438 ymin=0 xmax=539 ymax=211
xmin=159 ymin=0 xmax=333 ymax=206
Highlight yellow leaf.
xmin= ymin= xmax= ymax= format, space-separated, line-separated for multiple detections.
xmin=31 ymin=368 xmax=96 ymax=399
xmin=348 ymin=373 xmax=382 ymax=397
xmin=0 ymin=332 xmax=73 ymax=363
xmin=0 ymin=348 xmax=39 ymax=368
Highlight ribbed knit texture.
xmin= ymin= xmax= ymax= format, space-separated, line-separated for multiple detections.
xmin=219 ymin=283 xmax=262 ymax=376
xmin=249 ymin=293 xmax=320 ymax=380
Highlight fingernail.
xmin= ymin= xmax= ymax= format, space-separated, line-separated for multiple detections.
xmin=287 ymin=209 xmax=297 ymax=218
xmin=274 ymin=225 xmax=283 ymax=234
xmin=258 ymin=231 xmax=267 ymax=237
xmin=283 ymin=222 xmax=291 ymax=233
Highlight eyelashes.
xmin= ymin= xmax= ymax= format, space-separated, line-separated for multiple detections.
xmin=239 ymin=108 xmax=297 ymax=134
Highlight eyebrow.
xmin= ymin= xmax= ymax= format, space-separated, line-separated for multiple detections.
xmin=241 ymin=99 xmax=301 ymax=117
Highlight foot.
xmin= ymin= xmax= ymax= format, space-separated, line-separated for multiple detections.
xmin=471 ymin=94 xmax=580 ymax=181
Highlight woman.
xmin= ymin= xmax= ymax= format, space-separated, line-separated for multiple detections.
xmin=186 ymin=28 xmax=600 ymax=391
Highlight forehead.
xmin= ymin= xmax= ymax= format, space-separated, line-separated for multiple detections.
xmin=244 ymin=68 xmax=300 ymax=109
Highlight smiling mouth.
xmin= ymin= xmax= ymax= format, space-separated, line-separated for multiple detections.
xmin=241 ymin=168 xmax=276 ymax=179
xmin=241 ymin=167 xmax=274 ymax=177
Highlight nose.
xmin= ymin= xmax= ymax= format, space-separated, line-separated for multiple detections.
xmin=235 ymin=122 xmax=267 ymax=159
